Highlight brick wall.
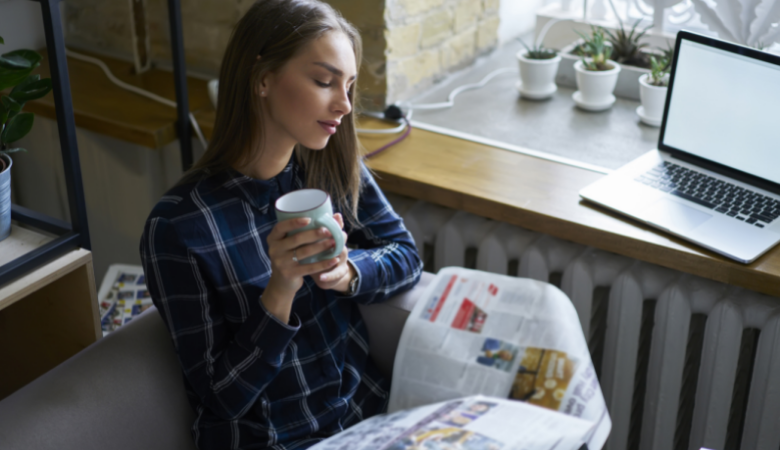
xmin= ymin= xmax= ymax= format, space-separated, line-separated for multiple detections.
xmin=385 ymin=0 xmax=500 ymax=105
xmin=62 ymin=0 xmax=499 ymax=110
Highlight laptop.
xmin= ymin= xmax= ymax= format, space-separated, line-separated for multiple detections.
xmin=580 ymin=30 xmax=780 ymax=264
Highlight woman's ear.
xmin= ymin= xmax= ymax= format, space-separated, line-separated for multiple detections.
xmin=255 ymin=55 xmax=270 ymax=97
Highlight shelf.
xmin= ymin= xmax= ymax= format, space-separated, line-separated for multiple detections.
xmin=26 ymin=49 xmax=215 ymax=149
xmin=0 ymin=224 xmax=56 ymax=269
xmin=0 ymin=246 xmax=99 ymax=400
xmin=0 ymin=223 xmax=92 ymax=309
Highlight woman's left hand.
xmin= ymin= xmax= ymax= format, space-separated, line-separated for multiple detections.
xmin=312 ymin=213 xmax=354 ymax=292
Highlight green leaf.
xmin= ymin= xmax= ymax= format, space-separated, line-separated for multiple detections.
xmin=0 ymin=66 xmax=33 ymax=92
xmin=0 ymin=53 xmax=32 ymax=70
xmin=10 ymin=74 xmax=40 ymax=91
xmin=1 ymin=96 xmax=21 ymax=112
xmin=10 ymin=77 xmax=51 ymax=102
xmin=1 ymin=147 xmax=26 ymax=154
xmin=2 ymin=49 xmax=42 ymax=68
xmin=0 ymin=36 xmax=4 ymax=45
xmin=0 ymin=112 xmax=34 ymax=145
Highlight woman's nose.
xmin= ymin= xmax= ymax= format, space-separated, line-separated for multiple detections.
xmin=333 ymin=86 xmax=352 ymax=116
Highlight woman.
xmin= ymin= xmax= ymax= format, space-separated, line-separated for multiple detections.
xmin=139 ymin=1 xmax=423 ymax=448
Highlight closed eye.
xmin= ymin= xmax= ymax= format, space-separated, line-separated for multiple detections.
xmin=315 ymin=80 xmax=331 ymax=88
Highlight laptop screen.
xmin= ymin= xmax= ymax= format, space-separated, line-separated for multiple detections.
xmin=661 ymin=38 xmax=780 ymax=185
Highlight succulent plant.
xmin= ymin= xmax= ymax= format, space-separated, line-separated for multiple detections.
xmin=603 ymin=17 xmax=653 ymax=68
xmin=518 ymin=37 xmax=558 ymax=60
xmin=576 ymin=27 xmax=614 ymax=71
xmin=660 ymin=43 xmax=675 ymax=71
xmin=648 ymin=55 xmax=670 ymax=86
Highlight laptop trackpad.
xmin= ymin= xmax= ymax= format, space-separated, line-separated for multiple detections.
xmin=645 ymin=198 xmax=712 ymax=232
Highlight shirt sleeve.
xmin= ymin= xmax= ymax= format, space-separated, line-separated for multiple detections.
xmin=345 ymin=165 xmax=424 ymax=304
xmin=140 ymin=215 xmax=300 ymax=421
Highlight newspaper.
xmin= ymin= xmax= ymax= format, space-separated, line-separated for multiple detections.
xmin=97 ymin=264 xmax=153 ymax=336
xmin=313 ymin=395 xmax=595 ymax=450
xmin=312 ymin=267 xmax=611 ymax=450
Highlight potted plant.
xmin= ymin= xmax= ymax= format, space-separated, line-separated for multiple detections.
xmin=556 ymin=19 xmax=671 ymax=101
xmin=516 ymin=38 xmax=560 ymax=100
xmin=637 ymin=55 xmax=669 ymax=127
xmin=0 ymin=35 xmax=53 ymax=241
xmin=573 ymin=27 xmax=620 ymax=111
xmin=603 ymin=17 xmax=652 ymax=69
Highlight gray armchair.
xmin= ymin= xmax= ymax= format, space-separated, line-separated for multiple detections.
xmin=0 ymin=272 xmax=433 ymax=450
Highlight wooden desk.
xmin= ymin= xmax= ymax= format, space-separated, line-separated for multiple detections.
xmin=26 ymin=51 xmax=780 ymax=297
xmin=0 ymin=225 xmax=101 ymax=400
xmin=360 ymin=119 xmax=780 ymax=298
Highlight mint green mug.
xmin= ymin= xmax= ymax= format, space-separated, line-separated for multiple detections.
xmin=275 ymin=189 xmax=345 ymax=264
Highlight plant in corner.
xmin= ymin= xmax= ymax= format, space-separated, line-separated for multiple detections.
xmin=0 ymin=34 xmax=53 ymax=241
xmin=637 ymin=55 xmax=670 ymax=127
xmin=572 ymin=27 xmax=621 ymax=111
xmin=516 ymin=38 xmax=561 ymax=100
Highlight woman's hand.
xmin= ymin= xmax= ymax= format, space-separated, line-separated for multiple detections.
xmin=263 ymin=217 xmax=340 ymax=322
xmin=312 ymin=213 xmax=354 ymax=293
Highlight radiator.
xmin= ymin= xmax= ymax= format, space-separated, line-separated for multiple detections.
xmin=385 ymin=193 xmax=780 ymax=450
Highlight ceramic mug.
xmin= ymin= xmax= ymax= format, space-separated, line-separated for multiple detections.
xmin=275 ymin=189 xmax=344 ymax=264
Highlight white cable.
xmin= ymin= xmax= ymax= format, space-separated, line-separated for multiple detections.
xmin=65 ymin=48 xmax=209 ymax=150
xmin=397 ymin=67 xmax=517 ymax=111
xmin=534 ymin=18 xmax=571 ymax=48
xmin=356 ymin=109 xmax=413 ymax=134
xmin=357 ymin=67 xmax=515 ymax=135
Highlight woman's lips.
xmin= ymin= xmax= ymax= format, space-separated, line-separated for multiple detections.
xmin=318 ymin=121 xmax=337 ymax=135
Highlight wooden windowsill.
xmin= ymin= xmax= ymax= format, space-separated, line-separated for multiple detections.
xmin=359 ymin=117 xmax=780 ymax=298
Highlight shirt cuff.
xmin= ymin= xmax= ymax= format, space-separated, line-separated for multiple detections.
xmin=339 ymin=258 xmax=361 ymax=297
xmin=234 ymin=299 xmax=301 ymax=365
xmin=345 ymin=249 xmax=378 ymax=297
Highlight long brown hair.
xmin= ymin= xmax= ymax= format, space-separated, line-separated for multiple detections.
xmin=181 ymin=0 xmax=364 ymax=225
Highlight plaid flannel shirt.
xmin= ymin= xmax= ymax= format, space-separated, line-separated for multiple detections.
xmin=139 ymin=158 xmax=422 ymax=449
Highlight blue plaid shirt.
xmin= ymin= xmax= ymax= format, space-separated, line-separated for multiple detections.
xmin=139 ymin=158 xmax=422 ymax=449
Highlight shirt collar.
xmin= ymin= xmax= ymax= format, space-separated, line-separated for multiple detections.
xmin=221 ymin=157 xmax=297 ymax=211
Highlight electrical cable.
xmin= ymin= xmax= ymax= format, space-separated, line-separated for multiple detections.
xmin=362 ymin=116 xmax=412 ymax=159
xmin=396 ymin=67 xmax=517 ymax=111
xmin=65 ymin=49 xmax=209 ymax=150
xmin=356 ymin=65 xmax=519 ymax=152
xmin=356 ymin=108 xmax=412 ymax=135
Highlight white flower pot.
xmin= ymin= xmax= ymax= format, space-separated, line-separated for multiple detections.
xmin=556 ymin=40 xmax=654 ymax=101
xmin=516 ymin=51 xmax=561 ymax=100
xmin=637 ymin=73 xmax=668 ymax=127
xmin=573 ymin=59 xmax=621 ymax=111
xmin=0 ymin=153 xmax=12 ymax=242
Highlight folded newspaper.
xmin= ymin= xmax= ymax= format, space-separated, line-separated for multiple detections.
xmin=312 ymin=267 xmax=611 ymax=450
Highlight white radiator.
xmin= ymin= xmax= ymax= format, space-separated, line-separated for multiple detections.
xmin=385 ymin=193 xmax=780 ymax=450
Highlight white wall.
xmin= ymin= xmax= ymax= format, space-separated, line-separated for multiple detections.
xmin=0 ymin=0 xmax=46 ymax=51
xmin=498 ymin=0 xmax=545 ymax=44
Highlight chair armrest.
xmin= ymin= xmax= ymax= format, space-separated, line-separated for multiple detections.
xmin=0 ymin=307 xmax=197 ymax=450
xmin=358 ymin=271 xmax=434 ymax=378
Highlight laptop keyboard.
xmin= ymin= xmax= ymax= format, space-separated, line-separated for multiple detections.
xmin=635 ymin=162 xmax=780 ymax=228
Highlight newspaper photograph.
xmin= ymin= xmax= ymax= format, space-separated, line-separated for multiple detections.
xmin=311 ymin=395 xmax=595 ymax=450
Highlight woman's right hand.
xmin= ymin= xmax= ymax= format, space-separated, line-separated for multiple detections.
xmin=262 ymin=217 xmax=340 ymax=321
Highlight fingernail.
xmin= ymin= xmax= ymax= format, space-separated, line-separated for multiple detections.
xmin=320 ymin=274 xmax=328 ymax=281
xmin=331 ymin=257 xmax=339 ymax=266
xmin=319 ymin=227 xmax=330 ymax=236
xmin=299 ymin=218 xmax=311 ymax=225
